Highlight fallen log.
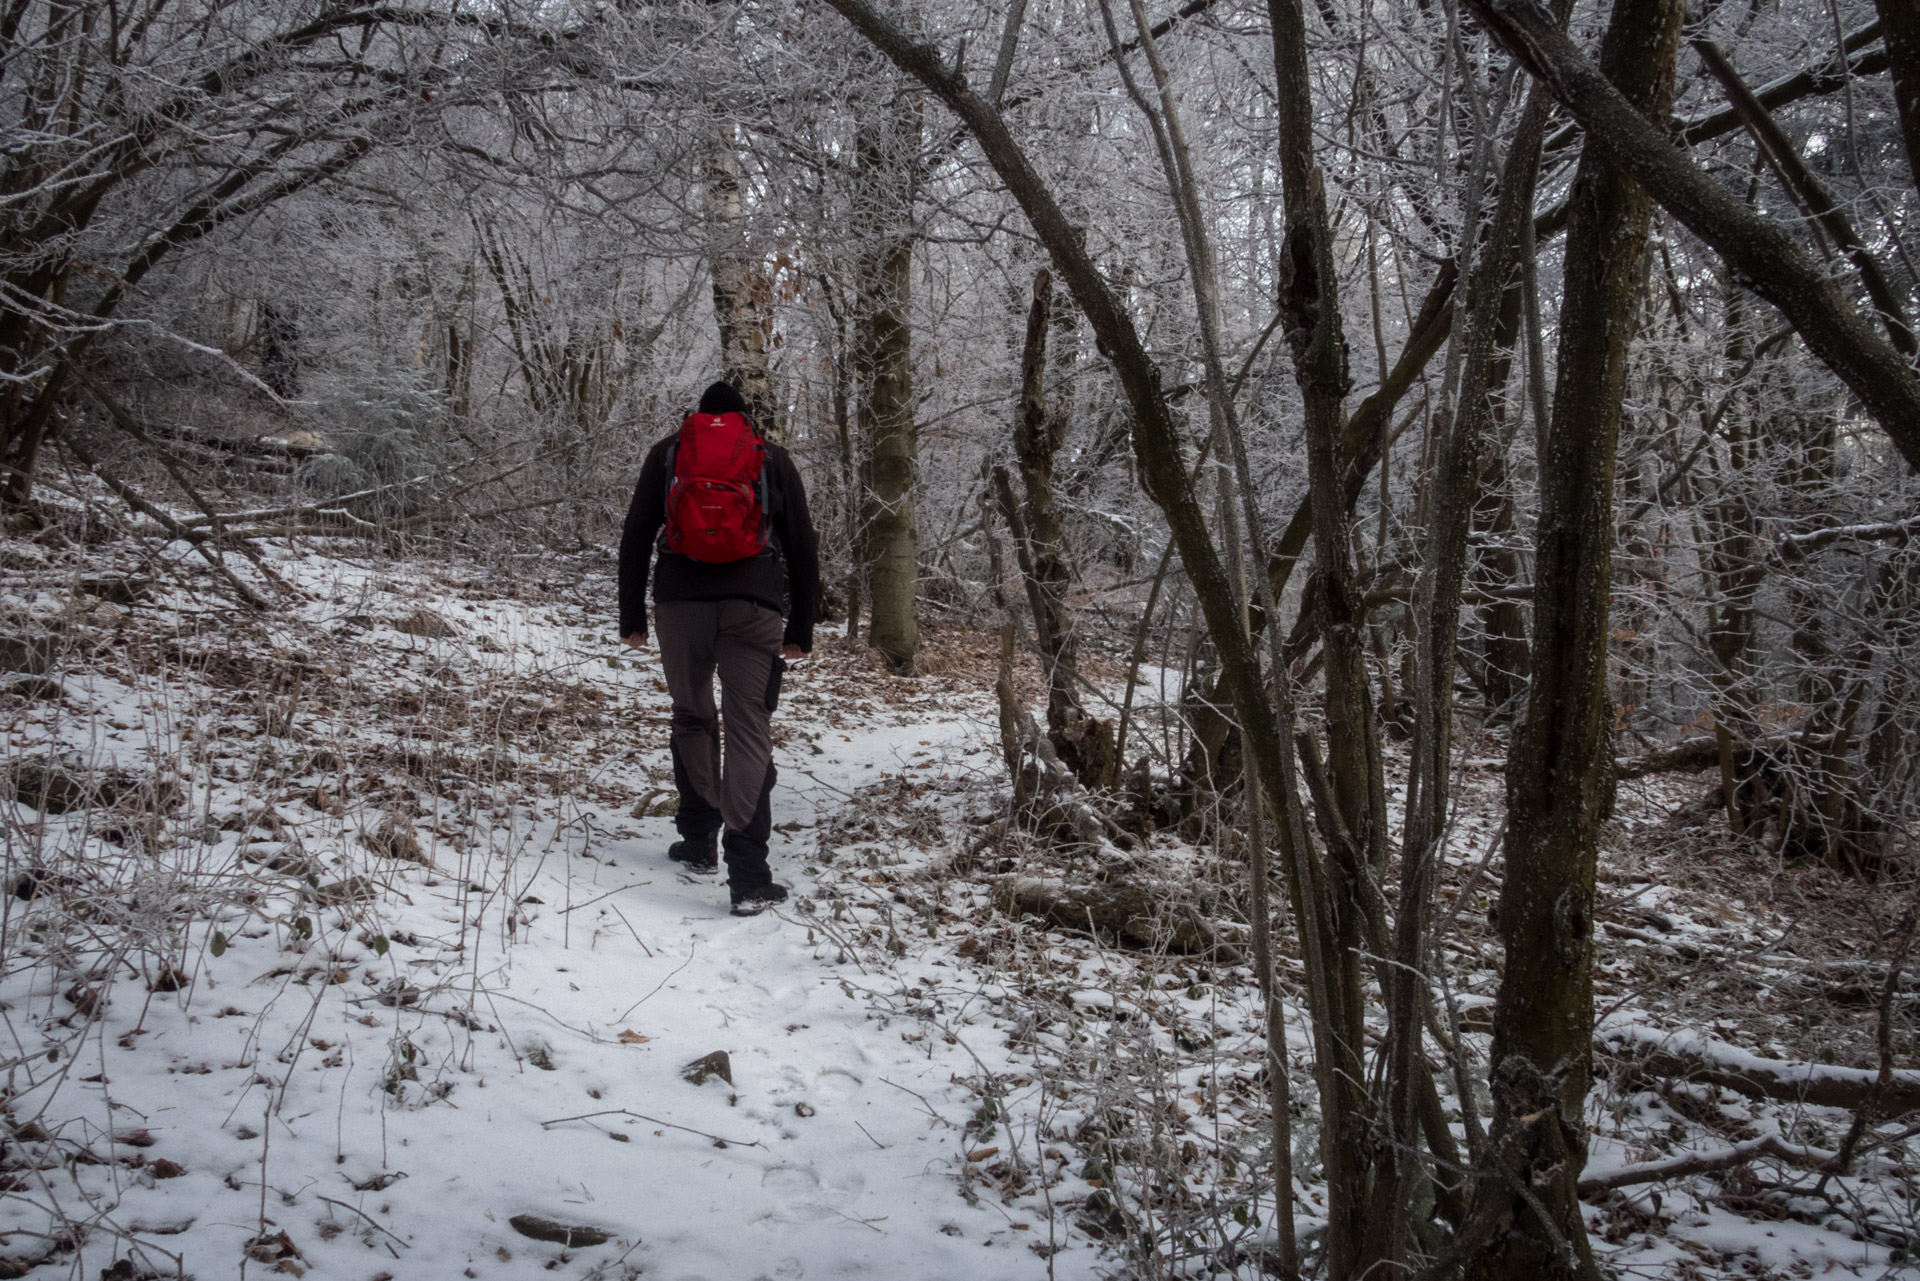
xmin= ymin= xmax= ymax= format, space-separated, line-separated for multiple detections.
xmin=1612 ymin=727 xmax=1829 ymax=780
xmin=145 ymin=419 xmax=327 ymax=462
xmin=1579 ymin=1133 xmax=1838 ymax=1195
xmin=1602 ymin=1024 xmax=1920 ymax=1114
xmin=1614 ymin=736 xmax=1723 ymax=778
xmin=995 ymin=875 xmax=1244 ymax=960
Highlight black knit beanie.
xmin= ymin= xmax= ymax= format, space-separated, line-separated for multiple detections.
xmin=696 ymin=381 xmax=749 ymax=417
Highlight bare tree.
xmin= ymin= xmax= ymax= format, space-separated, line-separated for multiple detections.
xmin=0 ymin=1 xmax=483 ymax=503
xmin=1461 ymin=0 xmax=1684 ymax=1273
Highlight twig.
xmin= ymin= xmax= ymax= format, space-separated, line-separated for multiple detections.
xmin=1777 ymin=513 xmax=1920 ymax=560
xmin=879 ymin=1076 xmax=951 ymax=1127
xmin=57 ymin=435 xmax=269 ymax=610
xmin=618 ymin=941 xmax=695 ymax=1021
xmin=1832 ymin=904 xmax=1917 ymax=1175
xmin=68 ymin=363 xmax=297 ymax=596
xmin=538 ymin=1109 xmax=761 ymax=1148
xmin=608 ymin=904 xmax=653 ymax=957
xmin=316 ymin=1195 xmax=411 ymax=1248
xmin=558 ymin=881 xmax=654 ymax=914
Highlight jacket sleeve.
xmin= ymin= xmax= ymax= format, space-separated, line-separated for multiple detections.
xmin=618 ymin=442 xmax=669 ymax=639
xmin=772 ymin=446 xmax=821 ymax=652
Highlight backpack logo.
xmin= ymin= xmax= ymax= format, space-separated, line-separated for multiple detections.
xmin=664 ymin=412 xmax=768 ymax=564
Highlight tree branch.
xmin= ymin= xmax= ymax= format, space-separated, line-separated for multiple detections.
xmin=1465 ymin=0 xmax=1920 ymax=470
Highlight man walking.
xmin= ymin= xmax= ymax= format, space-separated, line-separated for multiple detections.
xmin=619 ymin=382 xmax=819 ymax=916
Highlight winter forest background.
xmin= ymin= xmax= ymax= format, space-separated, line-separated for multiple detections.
xmin=0 ymin=0 xmax=1918 ymax=1277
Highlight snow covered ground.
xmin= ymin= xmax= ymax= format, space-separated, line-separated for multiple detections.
xmin=0 ymin=544 xmax=1095 ymax=1279
xmin=3 ymin=535 xmax=1917 ymax=1280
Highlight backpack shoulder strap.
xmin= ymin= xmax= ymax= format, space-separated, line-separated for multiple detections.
xmin=759 ymin=440 xmax=785 ymax=555
xmin=656 ymin=436 xmax=682 ymax=554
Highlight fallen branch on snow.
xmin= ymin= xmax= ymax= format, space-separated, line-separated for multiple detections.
xmin=1578 ymin=1133 xmax=1838 ymax=1195
xmin=1602 ymin=1024 xmax=1920 ymax=1114
xmin=539 ymin=1108 xmax=761 ymax=1148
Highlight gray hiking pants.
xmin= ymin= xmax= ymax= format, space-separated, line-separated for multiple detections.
xmin=654 ymin=599 xmax=785 ymax=892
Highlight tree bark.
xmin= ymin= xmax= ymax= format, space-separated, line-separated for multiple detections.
xmin=1264 ymin=257 xmax=1457 ymax=601
xmin=854 ymin=88 xmax=921 ymax=673
xmin=1262 ymin=0 xmax=1388 ymax=1265
xmin=705 ymin=123 xmax=782 ymax=440
xmin=1471 ymin=451 xmax=1532 ymax=716
xmin=1693 ymin=38 xmax=1914 ymax=356
xmin=819 ymin=275 xmax=864 ymax=640
xmin=1698 ymin=290 xmax=1766 ymax=836
xmin=1382 ymin=59 xmax=1564 ymax=1267
xmin=1466 ymin=281 xmax=1532 ymax=717
xmin=1011 ymin=268 xmax=1116 ymax=789
xmin=1463 ymin=0 xmax=1682 ymax=1272
xmin=1603 ymin=1026 xmax=1920 ymax=1115
xmin=260 ymin=302 xmax=301 ymax=399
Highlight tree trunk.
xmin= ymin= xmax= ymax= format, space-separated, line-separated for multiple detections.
xmin=818 ymin=275 xmax=864 ymax=641
xmin=1266 ymin=0 xmax=1383 ymax=1257
xmin=1463 ymin=0 xmax=1682 ymax=1272
xmin=704 ymin=122 xmax=782 ymax=440
xmin=1010 ymin=268 xmax=1115 ymax=789
xmin=1470 ymin=451 xmax=1531 ymax=717
xmin=1699 ymin=289 xmax=1766 ymax=834
xmin=814 ymin=12 xmax=1381 ymax=1275
xmin=445 ymin=259 xmax=477 ymax=422
xmin=1385 ymin=61 xmax=1560 ymax=1269
xmin=854 ymin=89 xmax=921 ymax=673
xmin=836 ymin=344 xmax=863 ymax=644
xmin=260 ymin=302 xmax=300 ymax=399
xmin=1467 ymin=285 xmax=1531 ymax=718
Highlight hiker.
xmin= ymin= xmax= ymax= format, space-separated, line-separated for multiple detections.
xmin=618 ymin=382 xmax=820 ymax=916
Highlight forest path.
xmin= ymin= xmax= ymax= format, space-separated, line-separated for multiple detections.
xmin=0 ymin=546 xmax=1094 ymax=1280
xmin=7 ymin=539 xmax=1915 ymax=1280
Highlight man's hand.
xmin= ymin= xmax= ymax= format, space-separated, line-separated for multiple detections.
xmin=621 ymin=632 xmax=647 ymax=650
xmin=782 ymin=644 xmax=805 ymax=660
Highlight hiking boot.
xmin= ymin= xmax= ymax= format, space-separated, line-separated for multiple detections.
xmin=729 ymin=883 xmax=789 ymax=917
xmin=668 ymin=834 xmax=719 ymax=875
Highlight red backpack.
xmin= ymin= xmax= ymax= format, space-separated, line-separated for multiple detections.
xmin=663 ymin=411 xmax=769 ymax=563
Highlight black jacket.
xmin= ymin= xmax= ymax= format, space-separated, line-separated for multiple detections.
xmin=617 ymin=433 xmax=820 ymax=652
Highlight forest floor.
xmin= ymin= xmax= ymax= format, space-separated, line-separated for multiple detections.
xmin=0 ymin=517 xmax=1915 ymax=1279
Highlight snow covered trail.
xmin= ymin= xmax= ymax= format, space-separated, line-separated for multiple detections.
xmin=0 ymin=549 xmax=1092 ymax=1280
xmin=306 ymin=762 xmax=1086 ymax=1281
xmin=10 ymin=544 xmax=1919 ymax=1280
